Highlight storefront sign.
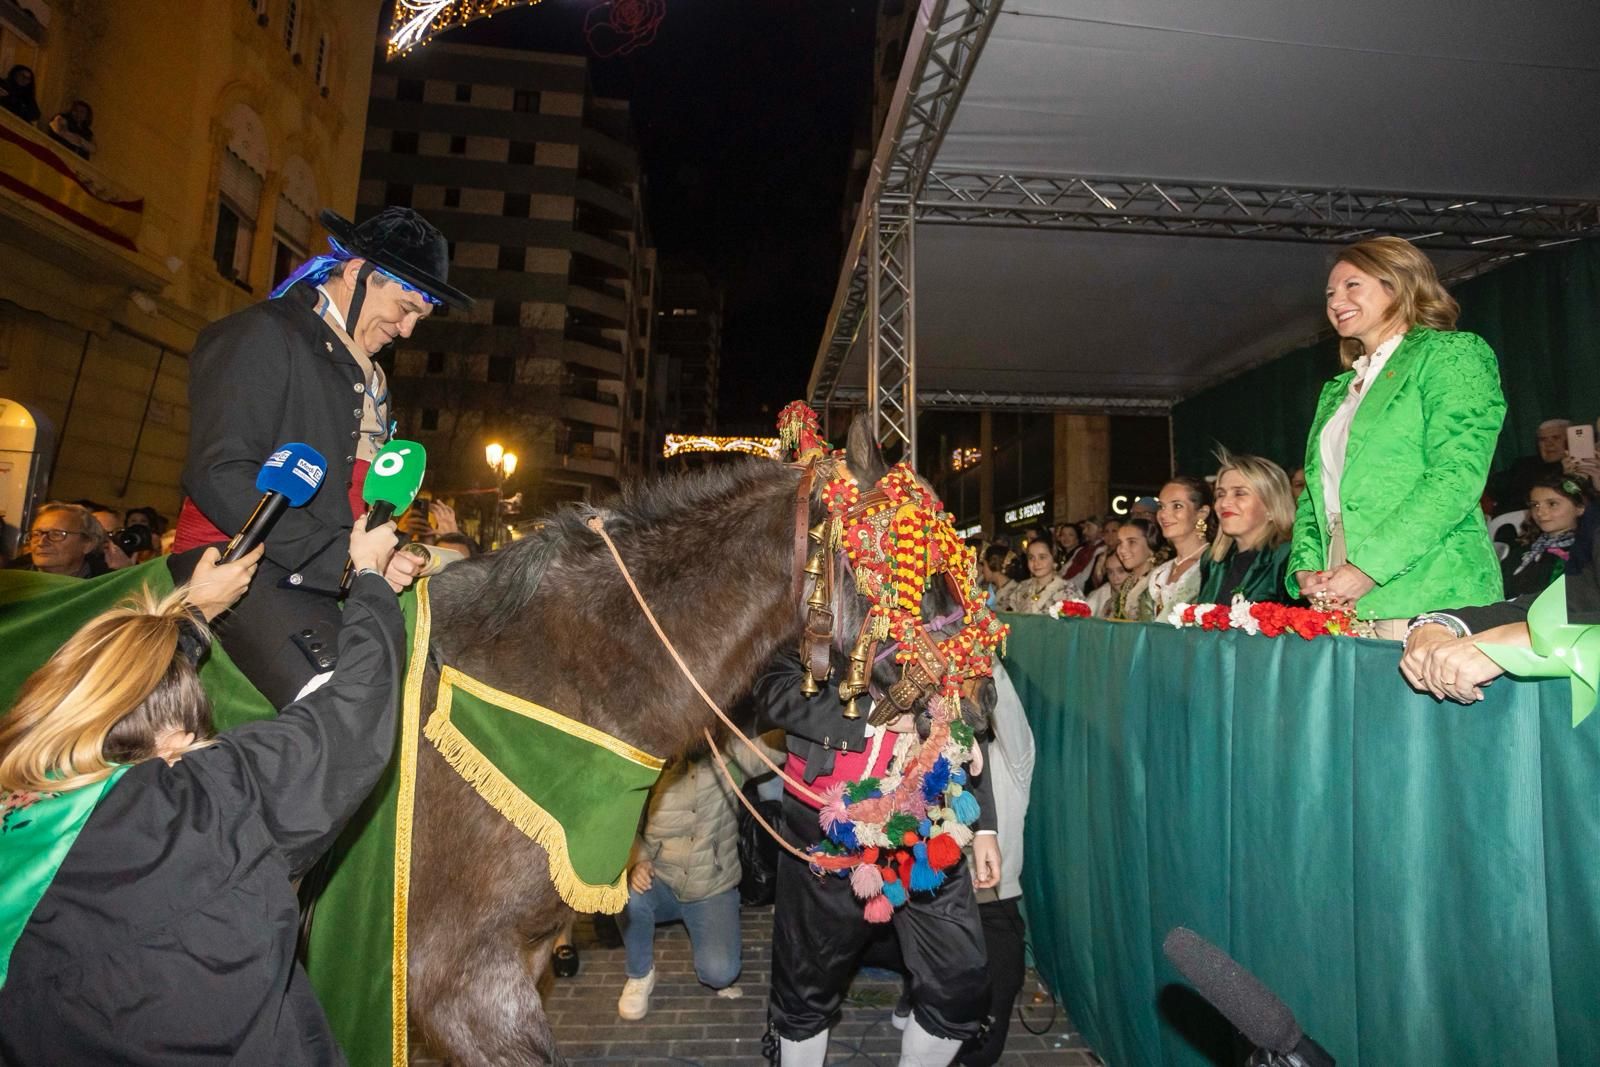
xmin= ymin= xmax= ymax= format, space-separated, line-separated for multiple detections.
xmin=1111 ymin=495 xmax=1130 ymax=516
xmin=954 ymin=522 xmax=982 ymax=539
xmin=1003 ymin=498 xmax=1047 ymax=525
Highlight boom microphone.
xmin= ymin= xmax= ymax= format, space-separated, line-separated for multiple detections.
xmin=220 ymin=443 xmax=327 ymax=563
xmin=1162 ymin=927 xmax=1335 ymax=1067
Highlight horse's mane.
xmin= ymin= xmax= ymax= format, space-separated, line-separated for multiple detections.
xmin=432 ymin=457 xmax=794 ymax=643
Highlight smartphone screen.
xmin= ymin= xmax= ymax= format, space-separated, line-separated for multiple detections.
xmin=1568 ymin=425 xmax=1596 ymax=461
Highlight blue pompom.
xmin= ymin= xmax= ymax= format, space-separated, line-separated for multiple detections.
xmin=909 ymin=856 xmax=945 ymax=893
xmin=918 ymin=818 xmax=933 ymax=838
xmin=883 ymin=880 xmax=908 ymax=907
xmin=922 ymin=756 xmax=951 ymax=803
xmin=827 ymin=820 xmax=860 ymax=850
xmin=949 ymin=767 xmax=967 ymax=786
xmin=951 ymin=790 xmax=981 ymax=826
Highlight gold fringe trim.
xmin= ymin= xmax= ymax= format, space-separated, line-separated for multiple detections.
xmin=439 ymin=666 xmax=663 ymax=770
xmin=390 ymin=578 xmax=433 ymax=1065
xmin=422 ymin=710 xmax=631 ymax=914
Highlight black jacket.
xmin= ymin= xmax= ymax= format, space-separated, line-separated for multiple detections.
xmin=753 ymin=650 xmax=994 ymax=833
xmin=1450 ymin=524 xmax=1600 ymax=631
xmin=184 ymin=284 xmax=373 ymax=593
xmin=0 ymin=575 xmax=404 ymax=1066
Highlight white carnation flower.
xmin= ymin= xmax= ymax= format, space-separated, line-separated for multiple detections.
xmin=1229 ymin=595 xmax=1260 ymax=636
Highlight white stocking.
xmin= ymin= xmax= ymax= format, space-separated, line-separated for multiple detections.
xmin=780 ymin=1029 xmax=829 ymax=1067
xmin=898 ymin=1014 xmax=963 ymax=1067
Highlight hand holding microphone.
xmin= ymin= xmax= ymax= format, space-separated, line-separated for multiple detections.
xmin=342 ymin=439 xmax=428 ymax=592
xmin=221 ymin=443 xmax=329 ymax=564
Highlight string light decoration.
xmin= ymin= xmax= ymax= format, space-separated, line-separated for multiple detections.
xmin=388 ymin=0 xmax=546 ymax=56
xmin=949 ymin=447 xmax=982 ymax=472
xmin=662 ymin=434 xmax=782 ymax=460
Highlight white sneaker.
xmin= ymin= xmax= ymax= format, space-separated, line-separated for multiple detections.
xmin=617 ymin=968 xmax=656 ymax=1020
xmin=715 ymin=985 xmax=743 ymax=999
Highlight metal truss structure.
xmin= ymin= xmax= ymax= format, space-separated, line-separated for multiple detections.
xmin=832 ymin=387 xmax=1170 ymax=415
xmin=917 ymin=172 xmax=1600 ymax=250
xmin=810 ymin=0 xmax=1004 ymax=458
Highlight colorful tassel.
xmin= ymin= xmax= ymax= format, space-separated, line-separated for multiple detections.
xmin=827 ymin=819 xmax=860 ymax=850
xmin=951 ymin=790 xmax=980 ymax=826
xmin=864 ymin=893 xmax=894 ymax=923
xmin=818 ymin=782 xmax=849 ymax=834
xmin=909 ymin=843 xmax=944 ymax=892
xmin=927 ymin=832 xmax=962 ymax=871
xmin=921 ymin=756 xmax=950 ymax=802
xmin=882 ymin=880 xmax=908 ymax=907
xmin=943 ymin=821 xmax=974 ymax=849
xmin=850 ymin=862 xmax=884 ymax=900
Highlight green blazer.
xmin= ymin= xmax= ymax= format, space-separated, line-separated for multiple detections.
xmin=1286 ymin=326 xmax=1505 ymax=619
xmin=1197 ymin=540 xmax=1293 ymax=604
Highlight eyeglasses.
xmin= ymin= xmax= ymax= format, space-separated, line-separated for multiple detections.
xmin=28 ymin=528 xmax=84 ymax=544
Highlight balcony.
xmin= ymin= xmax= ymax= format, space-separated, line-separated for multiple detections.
xmin=0 ymin=110 xmax=166 ymax=291
xmin=566 ymin=281 xmax=627 ymax=326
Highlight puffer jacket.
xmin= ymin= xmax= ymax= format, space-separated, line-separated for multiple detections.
xmin=640 ymin=732 xmax=783 ymax=903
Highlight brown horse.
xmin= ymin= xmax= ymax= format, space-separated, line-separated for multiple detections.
xmin=396 ymin=422 xmax=990 ymax=1065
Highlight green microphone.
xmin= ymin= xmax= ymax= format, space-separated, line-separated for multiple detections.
xmin=343 ymin=439 xmax=427 ymax=589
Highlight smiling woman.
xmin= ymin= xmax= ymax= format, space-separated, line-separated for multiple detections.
xmin=1287 ymin=237 xmax=1506 ymax=632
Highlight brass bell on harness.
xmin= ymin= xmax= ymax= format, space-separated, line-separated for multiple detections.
xmin=803 ymin=551 xmax=826 ymax=579
xmin=841 ymin=695 xmax=861 ymax=719
xmin=800 ymin=671 xmax=820 ymax=697
xmin=806 ymin=576 xmax=831 ymax=610
xmin=808 ymin=520 xmax=828 ymax=543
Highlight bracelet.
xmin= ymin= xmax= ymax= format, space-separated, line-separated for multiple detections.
xmin=353 ymin=566 xmax=383 ymax=581
xmin=1407 ymin=613 xmax=1469 ymax=640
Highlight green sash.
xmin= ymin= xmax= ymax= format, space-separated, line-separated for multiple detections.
xmin=304 ymin=578 xmax=664 ymax=1066
xmin=0 ymin=766 xmax=130 ymax=987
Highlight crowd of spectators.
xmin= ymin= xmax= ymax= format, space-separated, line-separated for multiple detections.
xmin=1 ymin=64 xmax=96 ymax=159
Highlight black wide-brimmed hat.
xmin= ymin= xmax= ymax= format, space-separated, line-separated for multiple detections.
xmin=319 ymin=207 xmax=474 ymax=310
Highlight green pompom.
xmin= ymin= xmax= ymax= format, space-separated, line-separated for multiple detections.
xmin=846 ymin=777 xmax=882 ymax=804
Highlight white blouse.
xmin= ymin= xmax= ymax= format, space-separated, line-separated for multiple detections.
xmin=1319 ymin=333 xmax=1404 ymax=519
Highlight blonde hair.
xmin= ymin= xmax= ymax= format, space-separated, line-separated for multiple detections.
xmin=0 ymin=587 xmax=213 ymax=794
xmin=1333 ymin=236 xmax=1459 ymax=368
xmin=1210 ymin=450 xmax=1296 ymax=562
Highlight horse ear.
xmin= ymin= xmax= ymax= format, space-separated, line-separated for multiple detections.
xmin=846 ymin=417 xmax=888 ymax=484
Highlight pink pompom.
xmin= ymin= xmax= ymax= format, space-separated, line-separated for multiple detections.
xmin=850 ymin=862 xmax=884 ymax=900
xmin=818 ymin=782 xmax=849 ymax=833
xmin=863 ymin=893 xmax=894 ymax=923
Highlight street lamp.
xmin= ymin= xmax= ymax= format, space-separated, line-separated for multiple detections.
xmin=485 ymin=442 xmax=518 ymax=548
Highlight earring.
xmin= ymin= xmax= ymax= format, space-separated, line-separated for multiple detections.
xmin=1195 ymin=517 xmax=1209 ymax=536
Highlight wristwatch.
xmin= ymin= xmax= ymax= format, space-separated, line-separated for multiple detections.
xmin=1406 ymin=612 xmax=1470 ymax=640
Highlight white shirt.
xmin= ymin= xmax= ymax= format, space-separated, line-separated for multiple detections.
xmin=1319 ymin=334 xmax=1404 ymax=519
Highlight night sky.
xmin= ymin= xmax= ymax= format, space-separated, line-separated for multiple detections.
xmin=454 ymin=0 xmax=880 ymax=432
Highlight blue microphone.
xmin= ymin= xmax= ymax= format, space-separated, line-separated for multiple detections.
xmin=220 ymin=442 xmax=328 ymax=563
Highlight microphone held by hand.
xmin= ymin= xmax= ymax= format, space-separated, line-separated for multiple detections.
xmin=1162 ymin=927 xmax=1335 ymax=1067
xmin=342 ymin=439 xmax=427 ymax=588
xmin=220 ymin=443 xmax=328 ymax=564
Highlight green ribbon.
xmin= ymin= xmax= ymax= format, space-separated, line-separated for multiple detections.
xmin=1477 ymin=576 xmax=1600 ymax=726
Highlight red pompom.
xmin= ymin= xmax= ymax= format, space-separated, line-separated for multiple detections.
xmin=864 ymin=894 xmax=894 ymax=923
xmin=926 ymin=832 xmax=962 ymax=871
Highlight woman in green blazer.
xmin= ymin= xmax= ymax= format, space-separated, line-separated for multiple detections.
xmin=1197 ymin=451 xmax=1297 ymax=604
xmin=1289 ymin=237 xmax=1505 ymax=629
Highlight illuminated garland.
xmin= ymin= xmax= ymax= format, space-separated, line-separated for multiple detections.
xmin=661 ymin=434 xmax=781 ymax=459
xmin=388 ymin=0 xmax=548 ymax=55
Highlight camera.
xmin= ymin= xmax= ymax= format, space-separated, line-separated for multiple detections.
xmin=110 ymin=525 xmax=154 ymax=555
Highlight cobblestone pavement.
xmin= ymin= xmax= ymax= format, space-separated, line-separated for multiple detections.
xmin=413 ymin=905 xmax=1103 ymax=1066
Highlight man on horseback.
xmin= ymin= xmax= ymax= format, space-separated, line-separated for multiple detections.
xmin=173 ymin=207 xmax=473 ymax=705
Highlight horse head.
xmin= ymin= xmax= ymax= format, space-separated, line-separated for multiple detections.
xmin=796 ymin=417 xmax=1003 ymax=739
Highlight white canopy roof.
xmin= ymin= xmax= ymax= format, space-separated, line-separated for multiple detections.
xmin=824 ymin=0 xmax=1600 ymax=403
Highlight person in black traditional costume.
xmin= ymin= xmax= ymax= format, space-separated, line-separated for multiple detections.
xmin=0 ymin=522 xmax=402 ymax=1065
xmin=172 ymin=206 xmax=471 ymax=706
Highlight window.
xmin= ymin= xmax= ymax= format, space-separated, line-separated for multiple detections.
xmin=271 ymin=192 xmax=312 ymax=288
xmin=503 ymin=193 xmax=529 ymax=218
xmin=508 ymin=141 xmax=536 ymax=166
xmin=454 ymin=83 xmax=471 ymax=102
xmin=213 ymin=149 xmax=263 ymax=287
xmin=487 ymin=355 xmax=517 ymax=383
xmin=497 ymin=246 xmax=523 ymax=271
xmin=314 ymin=33 xmax=331 ymax=90
xmin=513 ymin=90 xmax=539 ymax=113
xmin=384 ymin=183 xmax=412 ymax=206
xmin=426 ymin=351 xmax=446 ymax=374
xmin=283 ymin=0 xmax=300 ymax=51
xmin=443 ymin=187 xmax=460 ymax=208
xmin=492 ymin=301 xmax=520 ymax=326
xmin=397 ymin=78 xmax=424 ymax=101
xmin=391 ymin=130 xmax=419 ymax=154
xmin=449 ymin=135 xmax=466 ymax=155
xmin=421 ymin=409 xmax=440 ymax=431
xmin=447 ymin=240 xmax=457 ymax=260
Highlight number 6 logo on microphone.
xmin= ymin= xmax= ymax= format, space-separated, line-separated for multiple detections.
xmin=364 ymin=439 xmax=428 ymax=515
